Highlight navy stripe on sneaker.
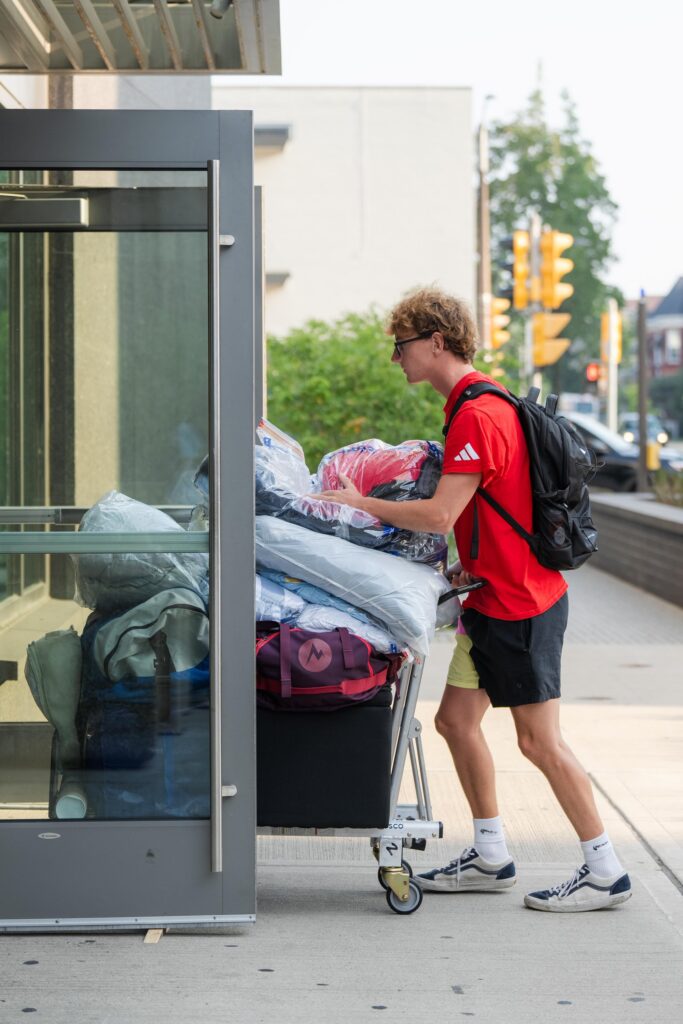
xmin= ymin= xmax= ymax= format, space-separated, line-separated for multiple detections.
xmin=416 ymin=848 xmax=516 ymax=893
xmin=524 ymin=865 xmax=632 ymax=913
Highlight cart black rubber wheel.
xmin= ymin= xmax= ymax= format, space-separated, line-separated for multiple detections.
xmin=377 ymin=860 xmax=413 ymax=891
xmin=386 ymin=879 xmax=423 ymax=915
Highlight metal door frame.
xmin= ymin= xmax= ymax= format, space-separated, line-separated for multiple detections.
xmin=0 ymin=109 xmax=256 ymax=929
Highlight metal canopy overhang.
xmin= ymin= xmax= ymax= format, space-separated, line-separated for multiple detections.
xmin=0 ymin=0 xmax=281 ymax=74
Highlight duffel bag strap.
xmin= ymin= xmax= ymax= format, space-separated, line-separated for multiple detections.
xmin=338 ymin=627 xmax=355 ymax=671
xmin=279 ymin=623 xmax=292 ymax=699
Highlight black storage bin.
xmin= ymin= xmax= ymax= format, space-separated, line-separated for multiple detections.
xmin=257 ymin=685 xmax=393 ymax=828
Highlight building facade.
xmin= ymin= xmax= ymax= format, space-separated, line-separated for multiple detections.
xmin=647 ymin=277 xmax=683 ymax=377
xmin=213 ymin=85 xmax=475 ymax=337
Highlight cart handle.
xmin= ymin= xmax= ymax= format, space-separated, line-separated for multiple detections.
xmin=438 ymin=579 xmax=487 ymax=605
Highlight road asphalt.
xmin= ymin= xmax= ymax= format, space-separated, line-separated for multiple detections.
xmin=2 ymin=564 xmax=682 ymax=1023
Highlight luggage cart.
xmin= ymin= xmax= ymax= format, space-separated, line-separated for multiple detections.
xmin=257 ymin=650 xmax=442 ymax=915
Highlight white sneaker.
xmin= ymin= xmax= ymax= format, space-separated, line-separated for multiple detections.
xmin=415 ymin=847 xmax=516 ymax=892
xmin=524 ymin=864 xmax=632 ymax=912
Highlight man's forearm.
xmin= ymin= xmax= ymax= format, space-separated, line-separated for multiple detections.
xmin=317 ymin=470 xmax=481 ymax=535
xmin=350 ymin=494 xmax=453 ymax=534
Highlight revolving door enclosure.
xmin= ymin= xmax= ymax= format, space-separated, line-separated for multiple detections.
xmin=0 ymin=110 xmax=256 ymax=929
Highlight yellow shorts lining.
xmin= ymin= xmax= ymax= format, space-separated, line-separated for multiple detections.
xmin=446 ymin=631 xmax=480 ymax=690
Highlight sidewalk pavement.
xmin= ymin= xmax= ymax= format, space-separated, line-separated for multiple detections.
xmin=3 ymin=566 xmax=683 ymax=1024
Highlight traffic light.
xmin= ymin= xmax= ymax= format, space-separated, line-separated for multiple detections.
xmin=600 ymin=309 xmax=623 ymax=364
xmin=491 ymin=296 xmax=511 ymax=349
xmin=512 ymin=230 xmax=530 ymax=310
xmin=532 ymin=312 xmax=571 ymax=367
xmin=540 ymin=230 xmax=574 ymax=310
xmin=585 ymin=362 xmax=601 ymax=383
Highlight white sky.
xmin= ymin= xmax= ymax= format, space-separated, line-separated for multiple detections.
xmin=228 ymin=0 xmax=683 ymax=300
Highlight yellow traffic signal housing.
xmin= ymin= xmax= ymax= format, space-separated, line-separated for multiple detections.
xmin=532 ymin=311 xmax=571 ymax=367
xmin=600 ymin=309 xmax=623 ymax=364
xmin=512 ymin=230 xmax=530 ymax=310
xmin=491 ymin=296 xmax=511 ymax=349
xmin=540 ymin=230 xmax=574 ymax=309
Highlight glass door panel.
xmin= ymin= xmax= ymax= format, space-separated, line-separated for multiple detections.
xmin=0 ymin=169 xmax=211 ymax=825
xmin=0 ymin=110 xmax=256 ymax=929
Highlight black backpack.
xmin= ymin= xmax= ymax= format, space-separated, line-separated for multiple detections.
xmin=443 ymin=383 xmax=599 ymax=571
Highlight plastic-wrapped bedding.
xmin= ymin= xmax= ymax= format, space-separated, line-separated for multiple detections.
xmin=73 ymin=491 xmax=209 ymax=612
xmin=260 ymin=570 xmax=380 ymax=626
xmin=317 ymin=438 xmax=443 ymax=501
xmin=295 ymin=604 xmax=403 ymax=655
xmin=255 ymin=445 xmax=393 ymax=547
xmin=255 ymin=436 xmax=446 ymax=567
xmin=255 ymin=572 xmax=403 ymax=654
xmin=255 ymin=516 xmax=460 ymax=655
xmin=256 ymin=573 xmax=306 ymax=623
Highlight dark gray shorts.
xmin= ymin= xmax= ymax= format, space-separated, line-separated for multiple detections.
xmin=460 ymin=593 xmax=568 ymax=708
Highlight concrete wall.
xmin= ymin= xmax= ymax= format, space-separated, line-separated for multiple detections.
xmin=213 ymin=85 xmax=475 ymax=337
xmin=590 ymin=493 xmax=683 ymax=608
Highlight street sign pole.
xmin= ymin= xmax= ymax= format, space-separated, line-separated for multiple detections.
xmin=637 ymin=292 xmax=649 ymax=491
xmin=606 ymin=297 xmax=619 ymax=432
xmin=527 ymin=211 xmax=541 ymax=392
xmin=477 ymin=120 xmax=492 ymax=350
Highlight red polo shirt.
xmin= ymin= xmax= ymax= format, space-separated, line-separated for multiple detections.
xmin=443 ymin=371 xmax=567 ymax=620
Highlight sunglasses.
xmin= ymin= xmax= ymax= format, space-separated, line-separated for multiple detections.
xmin=392 ymin=330 xmax=434 ymax=359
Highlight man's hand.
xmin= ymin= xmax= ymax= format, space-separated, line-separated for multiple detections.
xmin=447 ymin=559 xmax=479 ymax=588
xmin=317 ymin=472 xmax=363 ymax=508
xmin=314 ymin=470 xmax=480 ymax=535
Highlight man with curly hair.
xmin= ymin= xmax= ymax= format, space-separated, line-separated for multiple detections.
xmin=318 ymin=286 xmax=630 ymax=913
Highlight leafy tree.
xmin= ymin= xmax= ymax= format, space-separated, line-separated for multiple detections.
xmin=489 ymin=87 xmax=623 ymax=393
xmin=266 ymin=309 xmax=448 ymax=470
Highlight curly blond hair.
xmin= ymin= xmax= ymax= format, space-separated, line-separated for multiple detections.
xmin=387 ymin=286 xmax=478 ymax=363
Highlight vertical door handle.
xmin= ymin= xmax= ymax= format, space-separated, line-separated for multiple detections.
xmin=208 ymin=158 xmax=223 ymax=874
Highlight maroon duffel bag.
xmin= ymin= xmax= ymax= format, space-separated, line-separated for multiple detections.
xmin=256 ymin=623 xmax=402 ymax=712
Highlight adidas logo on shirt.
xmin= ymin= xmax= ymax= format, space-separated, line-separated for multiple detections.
xmin=454 ymin=443 xmax=480 ymax=462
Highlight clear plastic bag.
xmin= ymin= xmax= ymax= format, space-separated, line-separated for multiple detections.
xmin=294 ymin=603 xmax=403 ymax=656
xmin=255 ymin=573 xmax=306 ymax=623
xmin=315 ymin=437 xmax=447 ymax=566
xmin=317 ymin=438 xmax=443 ymax=499
xmin=255 ymin=444 xmax=389 ymax=541
xmin=259 ymin=569 xmax=378 ymax=626
xmin=256 ymin=418 xmax=307 ymax=462
xmin=257 ymin=570 xmax=404 ymax=654
xmin=72 ymin=490 xmax=209 ymax=612
xmin=256 ymin=516 xmax=460 ymax=655
xmin=255 ymin=428 xmax=446 ymax=566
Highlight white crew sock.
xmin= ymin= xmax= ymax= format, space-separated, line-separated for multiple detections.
xmin=581 ymin=831 xmax=623 ymax=878
xmin=473 ymin=816 xmax=510 ymax=863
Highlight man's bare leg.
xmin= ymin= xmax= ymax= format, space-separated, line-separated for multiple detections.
xmin=512 ymin=698 xmax=631 ymax=910
xmin=434 ymin=685 xmax=497 ymax=819
xmin=510 ymin=698 xmax=603 ymax=840
xmin=416 ymin=685 xmax=516 ymax=892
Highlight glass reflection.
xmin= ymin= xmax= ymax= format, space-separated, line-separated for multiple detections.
xmin=0 ymin=169 xmax=209 ymax=821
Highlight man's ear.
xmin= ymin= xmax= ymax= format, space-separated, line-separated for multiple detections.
xmin=432 ymin=330 xmax=446 ymax=353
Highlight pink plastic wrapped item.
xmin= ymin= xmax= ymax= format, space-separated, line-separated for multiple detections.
xmin=317 ymin=439 xmax=443 ymax=503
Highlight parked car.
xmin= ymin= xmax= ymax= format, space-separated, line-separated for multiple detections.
xmin=618 ymin=412 xmax=669 ymax=446
xmin=562 ymin=411 xmax=683 ymax=491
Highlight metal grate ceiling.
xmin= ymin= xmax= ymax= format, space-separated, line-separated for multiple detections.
xmin=0 ymin=0 xmax=281 ymax=74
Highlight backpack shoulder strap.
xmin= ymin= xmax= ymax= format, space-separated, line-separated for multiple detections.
xmin=442 ymin=383 xmax=533 ymax=560
xmin=442 ymin=382 xmax=518 ymax=439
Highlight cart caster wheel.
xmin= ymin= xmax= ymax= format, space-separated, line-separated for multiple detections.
xmin=386 ymin=879 xmax=423 ymax=915
xmin=377 ymin=860 xmax=412 ymax=891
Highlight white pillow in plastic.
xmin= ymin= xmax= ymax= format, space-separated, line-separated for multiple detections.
xmin=73 ymin=490 xmax=209 ymax=612
xmin=295 ymin=603 xmax=403 ymax=655
xmin=255 ymin=516 xmax=459 ymax=654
